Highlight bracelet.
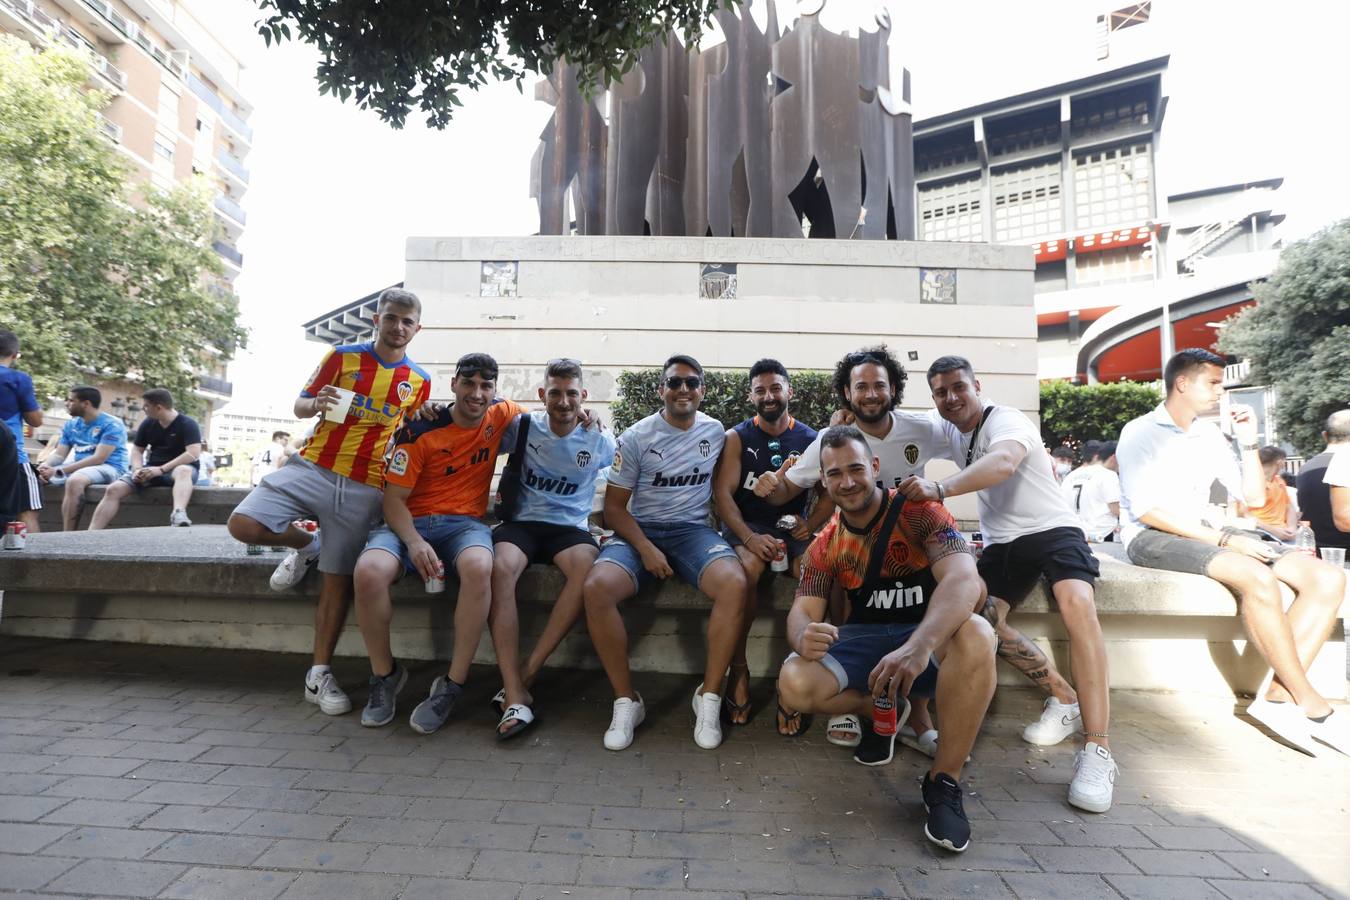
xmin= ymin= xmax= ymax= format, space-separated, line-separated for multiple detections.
xmin=936 ymin=482 xmax=946 ymax=502
xmin=1240 ymin=442 xmax=1259 ymax=452
xmin=1217 ymin=532 xmax=1231 ymax=548
xmin=1084 ymin=731 xmax=1109 ymax=740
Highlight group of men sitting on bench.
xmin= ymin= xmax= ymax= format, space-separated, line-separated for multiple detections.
xmin=226 ymin=288 xmax=1348 ymax=854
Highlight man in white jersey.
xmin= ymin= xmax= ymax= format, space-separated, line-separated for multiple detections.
xmin=488 ymin=359 xmax=616 ymax=740
xmin=583 ymin=355 xmax=747 ymax=751
xmin=753 ymin=345 xmax=939 ymax=748
xmin=1068 ymin=441 xmax=1121 ymax=542
xmin=251 ymin=431 xmax=290 ymax=486
xmin=901 ymin=355 xmax=1118 ymax=813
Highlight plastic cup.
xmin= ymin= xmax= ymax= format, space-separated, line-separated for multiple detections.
xmin=323 ymin=387 xmax=355 ymax=424
xmin=1319 ymin=547 xmax=1347 ymax=568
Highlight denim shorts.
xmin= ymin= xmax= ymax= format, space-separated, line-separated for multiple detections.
xmin=364 ymin=514 xmax=493 ymax=576
xmin=1127 ymin=526 xmax=1295 ymax=576
xmin=791 ymin=623 xmax=939 ymax=698
xmin=57 ymin=463 xmax=123 ymax=486
xmin=596 ymin=521 xmax=738 ymax=590
xmin=721 ymin=520 xmax=810 ymax=561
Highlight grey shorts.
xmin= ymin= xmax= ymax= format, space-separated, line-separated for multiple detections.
xmin=1127 ymin=527 xmax=1295 ymax=576
xmin=231 ymin=455 xmax=383 ymax=576
xmin=57 ymin=463 xmax=122 ymax=486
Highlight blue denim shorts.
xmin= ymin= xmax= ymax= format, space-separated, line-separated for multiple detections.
xmin=596 ymin=521 xmax=738 ymax=590
xmin=810 ymin=623 xmax=939 ymax=698
xmin=363 ymin=514 xmax=493 ymax=576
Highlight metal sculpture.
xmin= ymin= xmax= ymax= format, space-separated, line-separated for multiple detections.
xmin=531 ymin=0 xmax=914 ymax=240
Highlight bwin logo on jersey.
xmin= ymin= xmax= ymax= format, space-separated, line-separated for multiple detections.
xmin=525 ymin=467 xmax=579 ymax=496
xmin=698 ymin=439 xmax=711 ymax=458
xmin=653 ymin=468 xmax=711 ymax=487
xmin=865 ymin=583 xmax=926 ymax=610
xmin=576 ymin=450 xmax=591 ymax=468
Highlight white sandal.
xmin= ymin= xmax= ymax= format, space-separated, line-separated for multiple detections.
xmin=826 ymin=714 xmax=862 ymax=747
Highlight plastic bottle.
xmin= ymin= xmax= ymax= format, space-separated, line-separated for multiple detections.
xmin=1295 ymin=520 xmax=1316 ymax=556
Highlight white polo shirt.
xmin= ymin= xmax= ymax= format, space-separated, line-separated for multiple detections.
xmin=929 ymin=404 xmax=1081 ymax=545
xmin=787 ymin=410 xmax=936 ymax=490
xmin=1116 ymin=403 xmax=1243 ymax=549
xmin=1326 ymin=447 xmax=1350 ymax=488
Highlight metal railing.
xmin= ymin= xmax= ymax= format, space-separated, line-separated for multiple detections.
xmin=213 ymin=194 xmax=247 ymax=226
xmin=212 ymin=241 xmax=243 ymax=267
xmin=1 ymin=0 xmax=59 ymax=35
xmin=214 ymin=149 xmax=250 ymax=185
xmin=97 ymin=114 xmax=122 ymax=144
xmin=188 ymin=75 xmax=253 ymax=143
xmin=197 ymin=375 xmax=233 ymax=396
xmin=59 ymin=27 xmax=127 ymax=91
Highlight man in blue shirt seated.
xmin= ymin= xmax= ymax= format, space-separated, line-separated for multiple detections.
xmin=488 ymin=358 xmax=616 ymax=740
xmin=36 ymin=386 xmax=129 ymax=531
xmin=0 ymin=331 xmax=43 ymax=531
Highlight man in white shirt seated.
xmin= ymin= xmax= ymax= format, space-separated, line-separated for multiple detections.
xmin=1061 ymin=441 xmax=1121 ymax=542
xmin=1116 ymin=349 xmax=1347 ymax=757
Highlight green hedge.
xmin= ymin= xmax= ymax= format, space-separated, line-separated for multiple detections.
xmin=611 ymin=369 xmax=842 ymax=433
xmin=1039 ymin=380 xmax=1161 ymax=455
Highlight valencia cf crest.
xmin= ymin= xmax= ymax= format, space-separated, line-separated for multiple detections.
xmin=576 ymin=450 xmax=592 ymax=468
xmin=612 ymin=449 xmax=623 ymax=474
xmin=396 ymin=381 xmax=413 ymax=402
xmin=904 ymin=443 xmax=920 ymax=466
xmin=485 ymin=425 xmax=494 ymax=438
xmin=698 ymin=439 xmax=711 ymax=458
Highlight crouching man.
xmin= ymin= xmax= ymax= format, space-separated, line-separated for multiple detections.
xmin=776 ymin=426 xmax=995 ymax=853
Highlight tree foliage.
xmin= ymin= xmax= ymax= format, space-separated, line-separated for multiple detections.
xmin=612 ymin=368 xmax=839 ymax=434
xmin=254 ymin=0 xmax=735 ymax=129
xmin=1038 ymin=380 xmax=1161 ymax=454
xmin=1219 ymin=219 xmax=1350 ymax=456
xmin=0 ymin=37 xmax=245 ymax=413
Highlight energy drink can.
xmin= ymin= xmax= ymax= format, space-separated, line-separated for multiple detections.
xmin=425 ymin=560 xmax=446 ymax=594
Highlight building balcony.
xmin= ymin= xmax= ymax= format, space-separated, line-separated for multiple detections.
xmin=214 ymin=149 xmax=249 ymax=186
xmin=212 ymin=240 xmax=243 ymax=268
xmin=58 ymin=27 xmax=127 ymax=92
xmin=188 ymin=75 xmax=252 ymax=144
xmin=197 ymin=374 xmax=233 ymax=397
xmin=213 ymin=194 xmax=247 ymax=226
xmin=0 ymin=0 xmax=59 ymax=42
xmin=97 ymin=113 xmax=122 ymax=144
xmin=62 ymin=0 xmax=186 ymax=79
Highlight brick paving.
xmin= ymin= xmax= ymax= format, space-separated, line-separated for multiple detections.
xmin=0 ymin=635 xmax=1346 ymax=899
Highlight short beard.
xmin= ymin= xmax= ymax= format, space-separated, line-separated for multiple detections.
xmin=755 ymin=402 xmax=785 ymax=423
xmin=851 ymin=403 xmax=889 ymax=425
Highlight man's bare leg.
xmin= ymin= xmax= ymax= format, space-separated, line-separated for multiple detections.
xmin=313 ymin=572 xmax=353 ymax=668
xmin=728 ymin=545 xmax=767 ymax=725
xmin=489 ymin=542 xmax=532 ymax=722
xmin=226 ymin=513 xmax=314 ymax=550
xmin=88 ymin=480 xmax=132 ymax=530
xmin=521 ymin=543 xmax=598 ymax=685
xmin=776 ymin=657 xmax=872 ymax=720
xmin=982 ymin=596 xmax=1078 ymax=704
xmin=1263 ymin=553 xmax=1345 ymax=705
xmin=583 ymin=563 xmax=639 ymax=699
xmin=930 ymin=616 xmax=998 ymax=783
xmin=447 ymin=547 xmax=493 ymax=685
xmin=170 ymin=465 xmax=194 ymax=511
xmin=18 ymin=509 xmax=39 ymax=532
xmin=1052 ymin=579 xmax=1110 ymax=749
xmin=1206 ymin=552 xmax=1333 ymax=718
xmin=60 ymin=474 xmax=90 ymax=531
xmin=698 ymin=557 xmax=748 ymax=696
xmin=353 ymin=550 xmax=401 ymax=675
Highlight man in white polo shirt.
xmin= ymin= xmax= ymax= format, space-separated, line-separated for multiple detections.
xmin=1117 ymin=349 xmax=1347 ymax=756
xmin=900 ymin=355 xmax=1117 ymax=814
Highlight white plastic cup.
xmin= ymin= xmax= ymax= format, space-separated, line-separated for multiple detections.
xmin=1319 ymin=547 xmax=1347 ymax=568
xmin=323 ymin=387 xmax=355 ymax=424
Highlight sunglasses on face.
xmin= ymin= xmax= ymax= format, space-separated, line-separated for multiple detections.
xmin=665 ymin=376 xmax=702 ymax=390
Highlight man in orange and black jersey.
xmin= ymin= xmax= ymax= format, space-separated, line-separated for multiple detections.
xmin=353 ymin=352 xmax=525 ymax=736
xmin=776 ymin=426 xmax=996 ymax=854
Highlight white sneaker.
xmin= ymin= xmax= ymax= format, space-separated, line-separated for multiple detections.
xmin=169 ymin=508 xmax=191 ymax=527
xmin=304 ymin=670 xmax=352 ymax=716
xmin=691 ymin=684 xmax=723 ymax=750
xmin=270 ymin=543 xmax=318 ymax=591
xmin=1247 ymin=697 xmax=1318 ymax=755
xmin=603 ymin=694 xmax=645 ymax=751
xmin=1068 ymin=742 xmax=1118 ymax=813
xmin=1022 ymin=697 xmax=1083 ymax=746
xmin=1310 ymin=709 xmax=1350 ymax=756
xmin=900 ymin=725 xmax=939 ymax=758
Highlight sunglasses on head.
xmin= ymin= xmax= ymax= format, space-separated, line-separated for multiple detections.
xmin=665 ymin=376 xmax=702 ymax=390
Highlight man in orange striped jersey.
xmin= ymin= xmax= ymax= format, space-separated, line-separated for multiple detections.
xmin=228 ymin=288 xmax=432 ymax=716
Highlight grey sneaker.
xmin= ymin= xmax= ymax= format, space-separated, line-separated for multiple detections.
xmin=409 ymin=675 xmax=462 ymax=735
xmin=169 ymin=508 xmax=192 ymax=527
xmin=362 ymin=665 xmax=408 ymax=728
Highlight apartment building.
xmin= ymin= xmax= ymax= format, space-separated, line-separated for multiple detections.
xmin=2 ymin=0 xmax=249 ymax=429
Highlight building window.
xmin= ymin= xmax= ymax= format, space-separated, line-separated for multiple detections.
xmin=918 ymin=176 xmax=983 ymax=242
xmin=1073 ymin=143 xmax=1152 ymax=229
xmin=158 ymin=83 xmax=180 ymax=127
xmin=1071 ymin=86 xmax=1151 ymax=140
xmin=1075 ymin=243 xmax=1153 ymax=286
xmin=992 ymin=160 xmax=1062 ymax=242
xmin=154 ymin=135 xmax=176 ymax=162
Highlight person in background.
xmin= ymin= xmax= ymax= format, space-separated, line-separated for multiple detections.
xmin=251 ymin=431 xmax=291 ymax=487
xmin=1296 ymin=410 xmax=1350 ymax=551
xmin=1063 ymin=441 xmax=1122 ymax=542
xmin=36 ymin=386 xmax=130 ymax=531
xmin=196 ymin=441 xmax=217 ymax=487
xmin=0 ymin=330 xmax=43 ymax=531
xmin=88 ymin=389 xmax=202 ymax=529
xmin=1250 ymin=446 xmax=1297 ymax=542
xmin=1050 ymin=446 xmax=1076 ymax=483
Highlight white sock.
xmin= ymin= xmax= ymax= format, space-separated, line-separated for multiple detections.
xmin=307 ymin=665 xmax=331 ymax=683
xmin=300 ymin=533 xmax=322 ymax=559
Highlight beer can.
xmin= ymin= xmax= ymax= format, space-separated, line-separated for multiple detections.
xmin=873 ymin=693 xmax=897 ymax=736
xmin=246 ymin=543 xmax=264 ymax=555
xmin=425 ymin=560 xmax=446 ymax=594
xmin=770 ymin=538 xmax=789 ymax=573
xmin=2 ymin=521 xmax=27 ymax=550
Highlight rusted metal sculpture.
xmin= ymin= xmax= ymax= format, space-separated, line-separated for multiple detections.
xmin=532 ymin=0 xmax=914 ymax=240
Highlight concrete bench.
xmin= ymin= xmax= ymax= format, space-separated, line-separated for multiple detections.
xmin=34 ymin=483 xmax=250 ymax=532
xmin=0 ymin=527 xmax=1344 ymax=698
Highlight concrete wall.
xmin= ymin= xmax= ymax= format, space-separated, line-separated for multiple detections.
xmin=403 ymin=236 xmax=1039 ymax=525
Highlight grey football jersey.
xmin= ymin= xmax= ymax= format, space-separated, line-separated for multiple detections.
xmin=608 ymin=411 xmax=725 ymax=524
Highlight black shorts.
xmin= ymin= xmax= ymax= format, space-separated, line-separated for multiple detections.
xmin=977 ymin=526 xmax=1099 ymax=607
xmin=493 ymin=520 xmax=598 ymax=564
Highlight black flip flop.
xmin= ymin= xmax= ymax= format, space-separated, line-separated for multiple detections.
xmin=775 ymin=694 xmax=812 ymax=738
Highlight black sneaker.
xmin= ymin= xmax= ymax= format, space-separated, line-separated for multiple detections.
xmin=852 ymin=723 xmax=896 ymax=766
xmin=921 ymin=772 xmax=971 ymax=853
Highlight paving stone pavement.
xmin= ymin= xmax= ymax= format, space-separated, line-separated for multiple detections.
xmin=0 ymin=635 xmax=1346 ymax=899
